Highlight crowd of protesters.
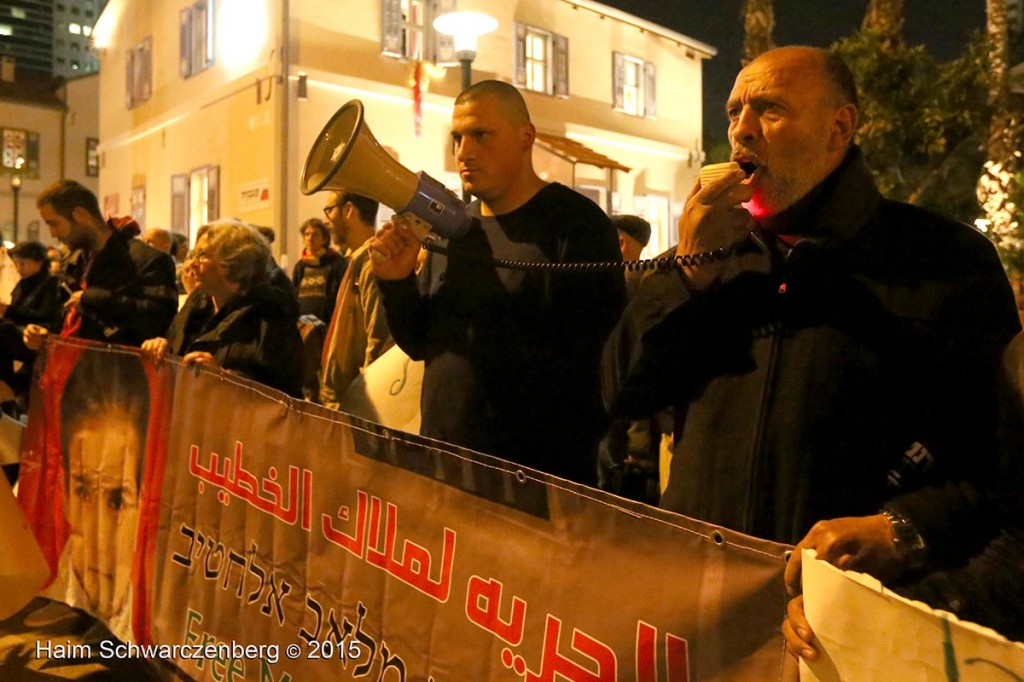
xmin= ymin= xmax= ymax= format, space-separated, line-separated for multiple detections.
xmin=2 ymin=46 xmax=1023 ymax=652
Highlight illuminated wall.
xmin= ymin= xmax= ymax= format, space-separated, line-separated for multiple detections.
xmin=97 ymin=0 xmax=714 ymax=262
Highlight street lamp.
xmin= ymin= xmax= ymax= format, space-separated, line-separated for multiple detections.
xmin=432 ymin=11 xmax=498 ymax=93
xmin=10 ymin=156 xmax=24 ymax=243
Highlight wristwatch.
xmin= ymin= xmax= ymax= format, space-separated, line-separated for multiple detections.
xmin=880 ymin=507 xmax=928 ymax=570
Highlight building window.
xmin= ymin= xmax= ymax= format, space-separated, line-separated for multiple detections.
xmin=525 ymin=28 xmax=547 ymax=93
xmin=0 ymin=24 xmax=11 ymax=37
xmin=71 ymin=60 xmax=80 ymax=70
xmin=69 ymin=23 xmax=81 ymax=34
xmin=83 ymin=25 xmax=91 ymax=36
xmin=125 ymin=36 xmax=153 ymax=109
xmin=514 ymin=23 xmax=568 ymax=97
xmin=11 ymin=8 xmax=26 ymax=19
xmin=1 ymin=128 xmax=40 ymax=178
xmin=380 ymin=0 xmax=456 ymax=65
xmin=186 ymin=165 xmax=219 ymax=243
xmin=86 ymin=139 xmax=99 ymax=177
xmin=180 ymin=0 xmax=214 ymax=78
xmin=131 ymin=185 xmax=146 ymax=228
xmin=634 ymin=194 xmax=670 ymax=256
xmin=613 ymin=52 xmax=656 ymax=119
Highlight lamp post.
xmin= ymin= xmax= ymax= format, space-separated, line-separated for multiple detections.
xmin=432 ymin=11 xmax=498 ymax=93
xmin=10 ymin=156 xmax=24 ymax=243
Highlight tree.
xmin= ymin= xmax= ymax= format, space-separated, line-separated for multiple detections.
xmin=862 ymin=0 xmax=904 ymax=50
xmin=742 ymin=0 xmax=776 ymax=66
xmin=977 ymin=0 xmax=1024 ymax=273
xmin=831 ymin=23 xmax=992 ymax=225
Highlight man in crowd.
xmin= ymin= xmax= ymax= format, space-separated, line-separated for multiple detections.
xmin=599 ymin=214 xmax=662 ymax=503
xmin=614 ymin=214 xmax=651 ymax=298
xmin=142 ymin=227 xmax=173 ymax=255
xmin=371 ymin=80 xmax=625 ymax=485
xmin=606 ymin=46 xmax=1020 ymax=546
xmin=319 ymin=191 xmax=392 ymax=409
xmin=24 ymin=180 xmax=176 ymax=350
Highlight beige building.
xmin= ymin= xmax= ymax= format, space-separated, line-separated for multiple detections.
xmin=94 ymin=0 xmax=715 ymax=265
xmin=0 ymin=68 xmax=99 ymax=245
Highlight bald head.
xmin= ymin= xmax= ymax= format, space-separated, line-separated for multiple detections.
xmin=745 ymin=46 xmax=859 ymax=112
xmin=727 ymin=45 xmax=860 ymax=218
xmin=455 ymin=80 xmax=532 ymax=126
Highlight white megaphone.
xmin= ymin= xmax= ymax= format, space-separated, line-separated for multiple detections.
xmin=300 ymin=100 xmax=471 ymax=240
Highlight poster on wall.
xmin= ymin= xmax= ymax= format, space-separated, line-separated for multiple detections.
xmin=238 ymin=179 xmax=271 ymax=212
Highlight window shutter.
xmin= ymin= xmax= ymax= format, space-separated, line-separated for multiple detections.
xmin=432 ymin=0 xmax=457 ymax=66
xmin=207 ymin=165 xmax=220 ymax=221
xmin=381 ymin=0 xmax=403 ymax=57
xmin=171 ymin=173 xmax=188 ymax=235
xmin=612 ymin=52 xmax=624 ymax=110
xmin=179 ymin=7 xmax=192 ymax=78
xmin=125 ymin=46 xmax=135 ymax=108
xmin=644 ymin=60 xmax=657 ymax=118
xmin=204 ymin=0 xmax=214 ymax=67
xmin=553 ymin=33 xmax=569 ymax=98
xmin=514 ymin=23 xmax=527 ymax=87
xmin=138 ymin=37 xmax=152 ymax=103
xmin=192 ymin=1 xmax=211 ymax=72
xmin=25 ymin=132 xmax=39 ymax=173
xmin=169 ymin=173 xmax=188 ymax=233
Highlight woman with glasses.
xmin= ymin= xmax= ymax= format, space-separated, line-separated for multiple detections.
xmin=141 ymin=220 xmax=303 ymax=397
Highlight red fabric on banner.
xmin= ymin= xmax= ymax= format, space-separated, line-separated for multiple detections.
xmin=132 ymin=359 xmax=172 ymax=645
xmin=17 ymin=340 xmax=84 ymax=584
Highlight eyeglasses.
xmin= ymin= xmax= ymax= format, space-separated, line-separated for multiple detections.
xmin=323 ymin=204 xmax=337 ymax=219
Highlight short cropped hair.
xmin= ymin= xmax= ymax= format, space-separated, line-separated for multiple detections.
xmin=337 ymin=192 xmax=379 ymax=226
xmin=202 ymin=219 xmax=271 ymax=289
xmin=10 ymin=240 xmax=49 ymax=263
xmin=300 ymin=217 xmax=331 ymax=246
xmin=454 ymin=80 xmax=532 ymax=125
xmin=824 ymin=51 xmax=859 ymax=111
xmin=36 ymin=180 xmax=104 ymax=222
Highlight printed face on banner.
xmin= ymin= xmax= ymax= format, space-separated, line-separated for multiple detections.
xmin=58 ymin=351 xmax=150 ymax=625
xmin=64 ymin=410 xmax=142 ymax=621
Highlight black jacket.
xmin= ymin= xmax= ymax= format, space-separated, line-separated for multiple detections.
xmin=5 ymin=268 xmax=62 ymax=331
xmin=61 ymin=230 xmax=177 ymax=345
xmin=168 ymin=286 xmax=304 ymax=398
xmin=896 ymin=332 xmax=1024 ymax=641
xmin=379 ymin=183 xmax=626 ymax=485
xmin=608 ymin=147 xmax=1021 ymax=546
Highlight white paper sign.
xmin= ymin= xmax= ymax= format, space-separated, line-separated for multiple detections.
xmin=801 ymin=549 xmax=1024 ymax=681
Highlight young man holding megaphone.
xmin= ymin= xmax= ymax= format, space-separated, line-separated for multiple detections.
xmin=368 ymin=80 xmax=625 ymax=486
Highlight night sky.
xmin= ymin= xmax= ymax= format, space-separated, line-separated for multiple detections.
xmin=600 ymin=0 xmax=988 ymax=143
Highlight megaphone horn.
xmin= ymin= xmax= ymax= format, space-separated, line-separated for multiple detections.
xmin=300 ymin=100 xmax=470 ymax=240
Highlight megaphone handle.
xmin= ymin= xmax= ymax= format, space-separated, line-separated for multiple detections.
xmin=370 ymin=213 xmax=434 ymax=264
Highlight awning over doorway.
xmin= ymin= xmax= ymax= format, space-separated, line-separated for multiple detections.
xmin=534 ymin=132 xmax=632 ymax=173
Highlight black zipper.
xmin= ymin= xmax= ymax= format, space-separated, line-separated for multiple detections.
xmin=744 ymin=233 xmax=785 ymax=532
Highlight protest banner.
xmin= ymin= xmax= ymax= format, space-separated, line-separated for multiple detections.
xmin=17 ymin=338 xmax=790 ymax=681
